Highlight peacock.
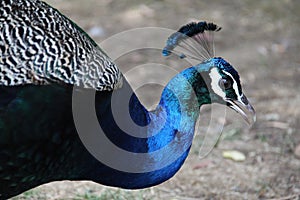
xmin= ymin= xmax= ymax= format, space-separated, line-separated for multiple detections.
xmin=0 ymin=0 xmax=256 ymax=199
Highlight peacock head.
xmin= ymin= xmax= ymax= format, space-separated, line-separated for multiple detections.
xmin=163 ymin=21 xmax=256 ymax=125
xmin=201 ymin=57 xmax=256 ymax=125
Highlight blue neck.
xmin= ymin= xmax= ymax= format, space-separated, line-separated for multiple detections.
xmin=85 ymin=66 xmax=210 ymax=188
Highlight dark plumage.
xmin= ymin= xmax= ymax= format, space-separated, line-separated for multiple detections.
xmin=0 ymin=0 xmax=255 ymax=199
xmin=178 ymin=21 xmax=222 ymax=35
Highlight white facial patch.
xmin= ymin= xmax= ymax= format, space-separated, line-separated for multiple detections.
xmin=209 ymin=68 xmax=226 ymax=99
xmin=223 ymin=70 xmax=243 ymax=102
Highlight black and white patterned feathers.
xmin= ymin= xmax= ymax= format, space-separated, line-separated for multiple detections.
xmin=0 ymin=0 xmax=122 ymax=90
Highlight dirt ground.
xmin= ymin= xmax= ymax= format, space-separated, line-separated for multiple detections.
xmin=12 ymin=0 xmax=300 ymax=199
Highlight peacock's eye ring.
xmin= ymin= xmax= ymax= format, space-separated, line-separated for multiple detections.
xmin=219 ymin=78 xmax=232 ymax=90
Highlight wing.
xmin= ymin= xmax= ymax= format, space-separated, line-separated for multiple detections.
xmin=0 ymin=1 xmax=123 ymax=197
xmin=0 ymin=0 xmax=123 ymax=91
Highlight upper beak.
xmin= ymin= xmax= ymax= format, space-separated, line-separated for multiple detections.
xmin=226 ymin=94 xmax=256 ymax=126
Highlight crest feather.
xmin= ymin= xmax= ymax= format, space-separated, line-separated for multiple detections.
xmin=162 ymin=21 xmax=221 ymax=61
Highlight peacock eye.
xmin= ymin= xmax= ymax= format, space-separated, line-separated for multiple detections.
xmin=219 ymin=78 xmax=232 ymax=90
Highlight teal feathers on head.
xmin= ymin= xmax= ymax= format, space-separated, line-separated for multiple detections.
xmin=162 ymin=21 xmax=256 ymax=125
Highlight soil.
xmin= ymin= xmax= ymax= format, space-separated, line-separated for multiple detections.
xmin=12 ymin=0 xmax=300 ymax=199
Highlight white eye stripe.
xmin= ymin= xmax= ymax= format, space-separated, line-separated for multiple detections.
xmin=223 ymin=70 xmax=242 ymax=100
xmin=209 ymin=68 xmax=226 ymax=98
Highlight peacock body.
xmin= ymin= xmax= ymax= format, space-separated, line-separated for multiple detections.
xmin=0 ymin=0 xmax=255 ymax=199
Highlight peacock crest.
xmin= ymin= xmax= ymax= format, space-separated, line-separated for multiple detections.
xmin=162 ymin=21 xmax=221 ymax=61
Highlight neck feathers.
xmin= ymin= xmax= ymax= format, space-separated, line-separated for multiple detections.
xmin=94 ymin=64 xmax=212 ymax=155
xmin=87 ymin=65 xmax=212 ymax=188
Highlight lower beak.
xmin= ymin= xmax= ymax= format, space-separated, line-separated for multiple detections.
xmin=226 ymin=95 xmax=256 ymax=126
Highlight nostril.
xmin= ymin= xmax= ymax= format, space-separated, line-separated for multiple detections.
xmin=241 ymin=95 xmax=248 ymax=104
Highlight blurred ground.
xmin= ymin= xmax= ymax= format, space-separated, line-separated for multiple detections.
xmin=12 ymin=0 xmax=300 ymax=199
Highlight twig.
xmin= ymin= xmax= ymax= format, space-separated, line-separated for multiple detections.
xmin=264 ymin=121 xmax=290 ymax=130
xmin=267 ymin=194 xmax=300 ymax=200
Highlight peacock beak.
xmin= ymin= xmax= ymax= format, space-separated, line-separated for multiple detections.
xmin=226 ymin=94 xmax=256 ymax=126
